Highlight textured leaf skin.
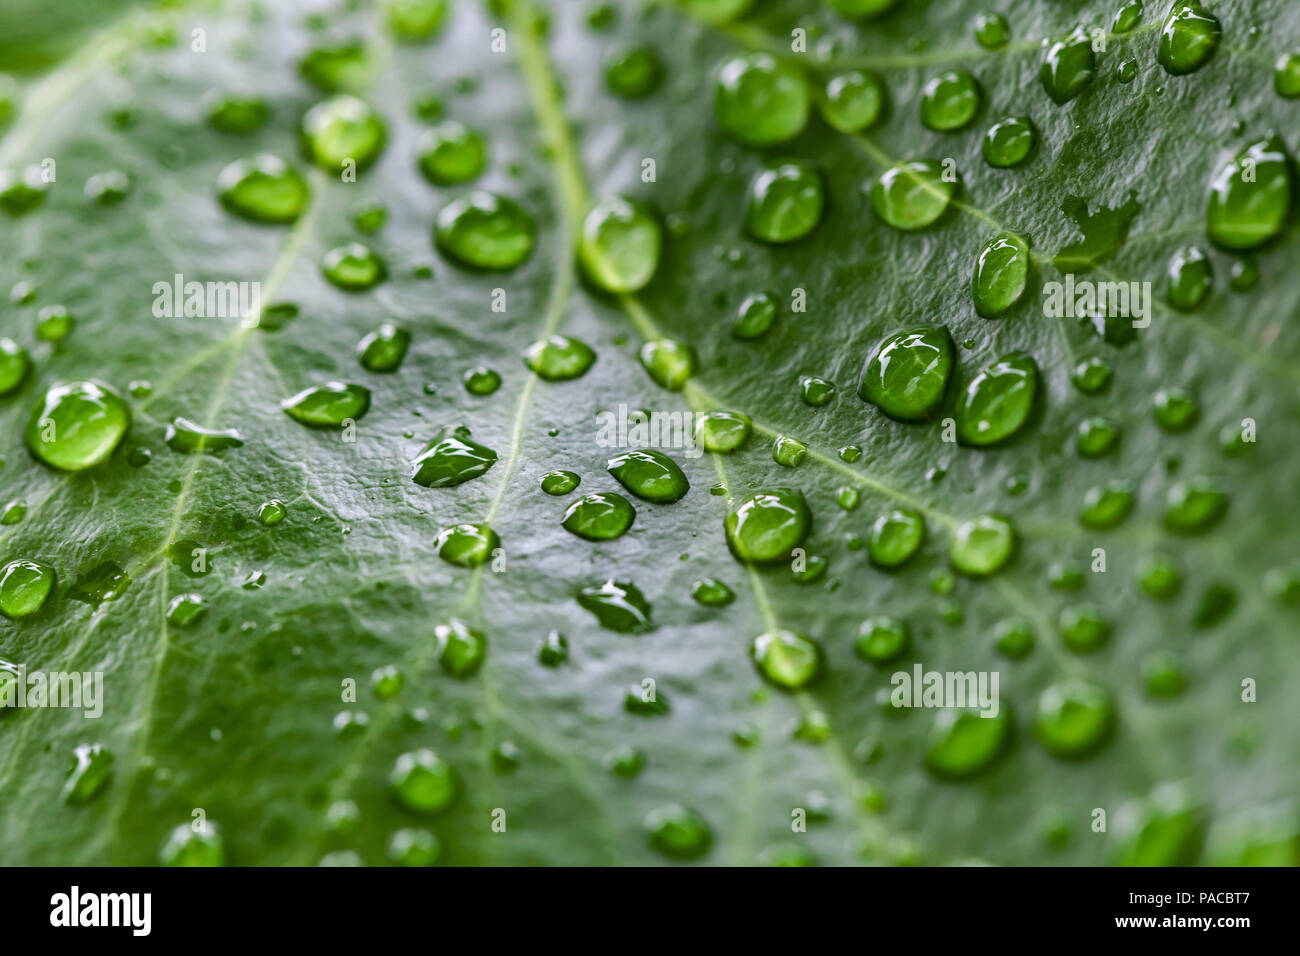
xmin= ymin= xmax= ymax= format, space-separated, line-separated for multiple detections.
xmin=0 ymin=0 xmax=1298 ymax=866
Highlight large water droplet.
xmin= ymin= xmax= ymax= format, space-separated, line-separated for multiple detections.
xmin=0 ymin=559 xmax=56 ymax=619
xmin=523 ymin=334 xmax=596 ymax=380
xmin=1163 ymin=476 xmax=1228 ymax=534
xmin=925 ymin=708 xmax=1012 ymax=779
xmin=870 ymin=160 xmax=956 ymax=230
xmin=434 ymin=619 xmax=487 ymax=677
xmin=1206 ymin=135 xmax=1293 ymax=251
xmin=411 ymin=424 xmax=497 ymax=487
xmin=821 ymin=71 xmax=884 ymax=132
xmin=417 ymin=120 xmax=486 ymax=185
xmin=638 ymin=339 xmax=696 ymax=391
xmin=955 ymin=351 xmax=1039 ymax=446
xmin=981 ymin=116 xmax=1036 ymax=168
xmin=695 ymin=410 xmax=751 ymax=452
xmin=165 ymin=417 xmax=243 ymax=454
xmin=920 ymin=71 xmax=981 ymax=131
xmin=1157 ymin=1 xmax=1221 ymax=76
xmin=217 ymin=154 xmax=309 ymax=223
xmin=577 ymin=578 xmax=653 ymax=632
xmin=744 ymin=162 xmax=824 ymax=243
xmin=1040 ymin=27 xmax=1095 ymax=104
xmin=562 ymin=492 xmax=636 ymax=540
xmin=1035 ymin=680 xmax=1114 ymax=758
xmin=750 ymin=629 xmax=822 ymax=690
xmin=25 ymin=381 xmax=130 ymax=471
xmin=281 ymin=382 xmax=370 ymax=428
xmin=390 ymin=749 xmax=457 ymax=813
xmin=301 ymin=95 xmax=386 ymax=171
xmin=714 ymin=53 xmax=809 ymax=147
xmin=1276 ymin=50 xmax=1300 ymax=99
xmin=858 ymin=326 xmax=954 ymax=422
xmin=434 ymin=523 xmax=500 ymax=568
xmin=725 ymin=488 xmax=810 ymax=564
xmin=435 ymin=192 xmax=535 ymax=271
xmin=578 ymin=197 xmax=662 ymax=292
xmin=949 ymin=514 xmax=1016 ymax=576
xmin=645 ymin=804 xmax=712 ymax=859
xmin=972 ymin=233 xmax=1031 ymax=317
xmin=867 ymin=507 xmax=925 ymax=568
xmin=607 ymin=448 xmax=689 ymax=502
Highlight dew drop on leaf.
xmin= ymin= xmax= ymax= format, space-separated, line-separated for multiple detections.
xmin=63 ymin=743 xmax=114 ymax=806
xmin=854 ymin=616 xmax=910 ymax=664
xmin=732 ymin=291 xmax=777 ymax=339
xmin=216 ymin=154 xmax=309 ymax=223
xmin=949 ymin=514 xmax=1017 ymax=576
xmin=321 ymin=242 xmax=387 ymax=291
xmin=434 ymin=191 xmax=536 ymax=271
xmin=562 ymin=492 xmax=636 ymax=540
xmin=301 ymin=95 xmax=387 ymax=171
xmin=925 ymin=708 xmax=1012 ymax=779
xmin=971 ymin=233 xmax=1031 ymax=316
xmin=867 ymin=507 xmax=925 ymax=568
xmin=24 ymin=380 xmax=131 ymax=471
xmin=744 ymin=162 xmax=824 ymax=243
xmin=750 ymin=629 xmax=823 ymax=690
xmin=858 ymin=326 xmax=954 ymax=422
xmin=0 ymin=337 xmax=31 ymax=395
xmin=691 ymin=577 xmax=735 ymax=607
xmin=714 ymin=53 xmax=809 ymax=147
xmin=389 ymin=749 xmax=457 ymax=813
xmin=820 ymin=71 xmax=884 ymax=132
xmin=577 ymin=579 xmax=653 ymax=632
xmin=522 ymin=334 xmax=596 ymax=380
xmin=724 ymin=488 xmax=810 ymax=564
xmin=954 ymin=351 xmax=1039 ymax=446
xmin=0 ymin=559 xmax=57 ymax=619
xmin=539 ymin=470 xmax=580 ymax=495
xmin=1034 ymin=680 xmax=1115 ymax=759
xmin=695 ymin=410 xmax=751 ymax=452
xmin=281 ymin=382 xmax=370 ymax=427
xmin=434 ymin=522 xmax=500 ymax=568
xmin=638 ymin=338 xmax=696 ymax=390
xmin=435 ymin=619 xmax=487 ymax=677
xmin=417 ymin=121 xmax=486 ymax=186
xmin=1040 ymin=27 xmax=1095 ymax=105
xmin=1206 ymin=135 xmax=1293 ymax=251
xmin=607 ymin=448 xmax=689 ymax=502
xmin=159 ymin=821 xmax=224 ymax=866
xmin=981 ymin=116 xmax=1036 ymax=168
xmin=165 ymin=417 xmax=244 ymax=454
xmin=645 ymin=804 xmax=712 ymax=859
xmin=919 ymin=71 xmax=981 ymax=132
xmin=578 ymin=197 xmax=662 ymax=292
xmin=1157 ymin=0 xmax=1222 ymax=76
xmin=357 ymin=323 xmax=411 ymax=372
xmin=870 ymin=160 xmax=957 ymax=231
xmin=604 ymin=45 xmax=663 ymax=99
xmin=411 ymin=424 xmax=498 ymax=487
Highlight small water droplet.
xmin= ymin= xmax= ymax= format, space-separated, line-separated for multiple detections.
xmin=281 ymin=382 xmax=370 ymax=427
xmin=919 ymin=71 xmax=981 ymax=132
xmin=949 ymin=514 xmax=1016 ymax=576
xmin=577 ymin=578 xmax=653 ymax=632
xmin=744 ymin=162 xmax=824 ymax=243
xmin=435 ymin=191 xmax=535 ymax=270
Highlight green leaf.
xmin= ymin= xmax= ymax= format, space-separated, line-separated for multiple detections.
xmin=0 ymin=0 xmax=1298 ymax=867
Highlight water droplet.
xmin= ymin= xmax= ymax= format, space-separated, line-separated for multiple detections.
xmin=691 ymin=577 xmax=735 ymax=606
xmin=434 ymin=619 xmax=487 ymax=677
xmin=0 ymin=499 xmax=26 ymax=525
xmin=35 ymin=304 xmax=74 ymax=342
xmin=70 ymin=562 xmax=129 ymax=606
xmin=537 ymin=629 xmax=569 ymax=666
xmin=411 ymin=424 xmax=497 ymax=487
xmin=166 ymin=592 xmax=208 ymax=628
xmin=281 ymin=382 xmax=370 ymax=427
xmin=523 ymin=334 xmax=596 ymax=380
xmin=695 ymin=410 xmax=751 ymax=452
xmin=165 ymin=417 xmax=243 ymax=454
xmin=1153 ymin=386 xmax=1199 ymax=431
xmin=605 ymin=45 xmax=663 ymax=98
xmin=1138 ymin=555 xmax=1181 ymax=600
xmin=159 ymin=821 xmax=224 ymax=866
xmin=1206 ymin=135 xmax=1293 ymax=251
xmin=205 ymin=92 xmax=271 ymax=135
xmin=1110 ymin=785 xmax=1205 ymax=865
xmin=1040 ymin=27 xmax=1095 ymax=104
xmin=1165 ymin=244 xmax=1213 ymax=310
xmin=1164 ymin=476 xmax=1228 ymax=534
xmin=563 ymin=492 xmax=636 ymax=540
xmin=725 ymin=488 xmax=810 ymax=564
xmin=257 ymin=499 xmax=286 ymax=525
xmin=732 ymin=292 xmax=777 ymax=339
xmin=322 ymin=242 xmax=386 ymax=291
xmin=1071 ymin=356 xmax=1113 ymax=394
xmin=836 ymin=486 xmax=860 ymax=511
xmin=981 ymin=116 xmax=1036 ymax=168
xmin=858 ymin=326 xmax=954 ymax=422
xmin=925 ymin=708 xmax=1012 ymax=779
xmin=1079 ymin=478 xmax=1136 ymax=529
xmin=1112 ymin=0 xmax=1143 ymax=34
xmin=973 ymin=12 xmax=1009 ymax=48
xmin=972 ymin=233 xmax=1031 ymax=317
xmin=638 ymin=339 xmax=696 ymax=390
xmin=607 ymin=448 xmax=688 ymax=502
xmin=714 ymin=53 xmax=809 ymax=147
xmin=995 ymin=618 xmax=1035 ymax=658
xmin=955 ymin=351 xmax=1039 ymax=446
xmin=1276 ymin=50 xmax=1300 ymax=98
xmin=839 ymin=444 xmax=862 ymax=462
xmin=1059 ymin=602 xmax=1110 ymax=652
xmin=435 ymin=191 xmax=535 ymax=270
xmin=855 ymin=616 xmax=910 ymax=663
xmin=920 ymin=71 xmax=981 ymax=131
xmin=0 ymin=165 xmax=48 ymax=215
xmin=0 ymin=559 xmax=56 ymax=619
xmin=63 ymin=743 xmax=114 ymax=805
xmin=434 ymin=523 xmax=500 ymax=568
xmin=1034 ymin=680 xmax=1115 ymax=758
xmin=390 ymin=749 xmax=457 ymax=813
xmin=0 ymin=337 xmax=31 ymax=395
xmin=578 ymin=197 xmax=662 ymax=292
xmin=538 ymin=470 xmax=580 ymax=497
xmin=821 ymin=71 xmax=885 ymax=132
xmin=949 ymin=514 xmax=1016 ymax=576
xmin=302 ymin=95 xmax=386 ymax=171
xmin=25 ymin=381 xmax=130 ymax=471
xmin=1194 ymin=582 xmax=1236 ymax=628
xmin=744 ymin=162 xmax=824 ymax=243
xmin=867 ymin=507 xmax=925 ymax=568
xmin=751 ymin=629 xmax=822 ymax=690
xmin=217 ymin=154 xmax=309 ymax=223
xmin=577 ymin=579 xmax=653 ymax=632
xmin=355 ymin=323 xmax=410 ymax=373
xmin=417 ymin=120 xmax=486 ymax=185
xmin=1157 ymin=0 xmax=1221 ymax=76
xmin=646 ymin=804 xmax=712 ymax=859
xmin=299 ymin=42 xmax=370 ymax=92
xmin=370 ymin=664 xmax=404 ymax=700
xmin=870 ymin=160 xmax=956 ymax=230
xmin=1264 ymin=565 xmax=1300 ymax=606
xmin=603 ymin=744 xmax=645 ymax=777
xmin=772 ymin=434 xmax=807 ymax=467
xmin=385 ymin=0 xmax=448 ymax=42
xmin=1075 ymin=416 xmax=1122 ymax=457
